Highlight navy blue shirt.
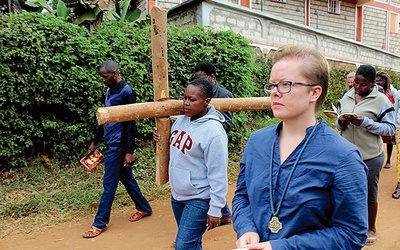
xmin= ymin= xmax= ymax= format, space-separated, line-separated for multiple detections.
xmin=93 ymin=79 xmax=136 ymax=153
xmin=233 ymin=121 xmax=368 ymax=249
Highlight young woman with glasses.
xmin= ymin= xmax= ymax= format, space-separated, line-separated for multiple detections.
xmin=232 ymin=45 xmax=369 ymax=250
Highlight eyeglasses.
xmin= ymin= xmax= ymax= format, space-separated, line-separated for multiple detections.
xmin=264 ymin=81 xmax=317 ymax=94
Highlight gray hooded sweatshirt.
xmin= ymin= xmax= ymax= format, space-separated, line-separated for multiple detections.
xmin=169 ymin=104 xmax=228 ymax=217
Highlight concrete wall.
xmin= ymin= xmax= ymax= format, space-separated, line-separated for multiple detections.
xmin=363 ymin=7 xmax=388 ymax=50
xmin=252 ymin=0 xmax=305 ymax=25
xmin=310 ymin=1 xmax=356 ymax=40
xmin=390 ymin=32 xmax=400 ymax=54
xmin=389 ymin=0 xmax=400 ymax=54
xmin=157 ymin=0 xmax=182 ymax=9
xmin=168 ymin=0 xmax=400 ymax=71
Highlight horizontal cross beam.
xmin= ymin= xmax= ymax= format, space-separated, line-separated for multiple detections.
xmin=96 ymin=97 xmax=271 ymax=125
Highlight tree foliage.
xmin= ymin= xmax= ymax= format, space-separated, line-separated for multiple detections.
xmin=0 ymin=0 xmax=143 ymax=30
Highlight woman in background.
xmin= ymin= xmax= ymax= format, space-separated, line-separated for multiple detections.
xmin=375 ymin=70 xmax=396 ymax=169
xmin=341 ymin=71 xmax=355 ymax=97
xmin=338 ymin=65 xmax=396 ymax=244
xmin=393 ymin=79 xmax=400 ymax=199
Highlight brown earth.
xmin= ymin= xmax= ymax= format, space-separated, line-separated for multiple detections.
xmin=1 ymin=152 xmax=399 ymax=250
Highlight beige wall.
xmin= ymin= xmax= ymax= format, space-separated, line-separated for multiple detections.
xmin=252 ymin=0 xmax=305 ymax=25
xmin=363 ymin=7 xmax=387 ymax=50
xmin=309 ymin=1 xmax=356 ymax=40
xmin=157 ymin=0 xmax=182 ymax=9
xmin=391 ymin=0 xmax=400 ymax=8
xmin=390 ymin=32 xmax=400 ymax=54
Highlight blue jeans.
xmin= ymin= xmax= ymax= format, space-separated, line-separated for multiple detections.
xmin=221 ymin=203 xmax=231 ymax=217
xmin=171 ymin=197 xmax=209 ymax=250
xmin=93 ymin=144 xmax=152 ymax=228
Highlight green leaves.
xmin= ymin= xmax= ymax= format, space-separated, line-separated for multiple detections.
xmin=25 ymin=0 xmax=54 ymax=14
xmin=73 ymin=8 xmax=99 ymax=25
xmin=0 ymin=13 xmax=274 ymax=168
xmin=56 ymin=0 xmax=70 ymax=19
xmin=0 ymin=13 xmax=94 ymax=167
xmin=124 ymin=8 xmax=141 ymax=23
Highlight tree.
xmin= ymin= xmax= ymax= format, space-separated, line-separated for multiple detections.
xmin=0 ymin=0 xmax=143 ymax=30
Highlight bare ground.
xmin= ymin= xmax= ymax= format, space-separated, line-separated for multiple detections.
xmin=1 ymin=152 xmax=399 ymax=250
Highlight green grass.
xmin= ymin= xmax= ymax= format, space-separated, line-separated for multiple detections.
xmin=0 ymin=141 xmax=166 ymax=237
xmin=0 ymin=148 xmax=239 ymax=238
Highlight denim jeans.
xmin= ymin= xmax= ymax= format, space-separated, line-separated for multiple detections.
xmin=171 ymin=197 xmax=209 ymax=250
xmin=221 ymin=203 xmax=231 ymax=217
xmin=93 ymin=144 xmax=152 ymax=228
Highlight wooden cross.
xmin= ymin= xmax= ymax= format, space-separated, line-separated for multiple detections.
xmin=96 ymin=6 xmax=271 ymax=185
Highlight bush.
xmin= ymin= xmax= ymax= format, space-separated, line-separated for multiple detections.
xmin=0 ymin=13 xmax=101 ymax=167
xmin=0 ymin=13 xmax=270 ymax=167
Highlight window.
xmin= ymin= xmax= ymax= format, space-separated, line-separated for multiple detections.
xmin=328 ymin=0 xmax=340 ymax=14
xmin=390 ymin=13 xmax=399 ymax=33
xmin=271 ymin=0 xmax=287 ymax=3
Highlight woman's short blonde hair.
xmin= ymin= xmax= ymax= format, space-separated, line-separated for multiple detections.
xmin=272 ymin=44 xmax=330 ymax=111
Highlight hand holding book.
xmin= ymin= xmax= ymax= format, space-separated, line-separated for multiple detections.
xmin=323 ymin=103 xmax=357 ymax=121
xmin=80 ymin=149 xmax=104 ymax=171
xmin=338 ymin=113 xmax=358 ymax=121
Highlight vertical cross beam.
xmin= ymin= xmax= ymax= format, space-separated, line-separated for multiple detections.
xmin=151 ymin=6 xmax=170 ymax=185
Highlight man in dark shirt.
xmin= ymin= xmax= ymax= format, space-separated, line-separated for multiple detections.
xmin=83 ymin=60 xmax=152 ymax=238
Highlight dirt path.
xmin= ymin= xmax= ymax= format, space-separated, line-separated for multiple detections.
xmin=1 ymin=153 xmax=399 ymax=250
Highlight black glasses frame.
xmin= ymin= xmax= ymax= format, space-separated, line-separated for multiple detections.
xmin=264 ymin=81 xmax=317 ymax=94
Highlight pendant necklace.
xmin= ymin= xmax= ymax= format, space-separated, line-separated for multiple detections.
xmin=268 ymin=121 xmax=318 ymax=233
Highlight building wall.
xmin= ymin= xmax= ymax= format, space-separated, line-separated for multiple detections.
xmin=157 ymin=0 xmax=182 ymax=9
xmin=167 ymin=0 xmax=400 ymax=71
xmin=309 ymin=1 xmax=356 ymax=40
xmin=156 ymin=0 xmax=400 ymax=57
xmin=227 ymin=0 xmax=238 ymax=4
xmin=210 ymin=7 xmax=263 ymax=37
xmin=390 ymin=32 xmax=400 ymax=54
xmin=393 ymin=0 xmax=400 ymax=8
xmin=252 ymin=0 xmax=305 ymax=25
xmin=168 ymin=6 xmax=199 ymax=25
xmin=363 ymin=7 xmax=388 ymax=50
xmin=387 ymin=0 xmax=400 ymax=54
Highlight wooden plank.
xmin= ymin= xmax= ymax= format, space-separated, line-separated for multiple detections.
xmin=96 ymin=97 xmax=271 ymax=125
xmin=151 ymin=6 xmax=170 ymax=184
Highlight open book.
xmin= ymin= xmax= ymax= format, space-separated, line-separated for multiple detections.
xmin=80 ymin=149 xmax=104 ymax=171
xmin=323 ymin=103 xmax=357 ymax=121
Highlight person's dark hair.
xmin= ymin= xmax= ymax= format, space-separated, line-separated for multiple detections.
xmin=99 ymin=60 xmax=120 ymax=74
xmin=194 ymin=61 xmax=216 ymax=76
xmin=189 ymin=79 xmax=213 ymax=99
xmin=356 ymin=65 xmax=376 ymax=83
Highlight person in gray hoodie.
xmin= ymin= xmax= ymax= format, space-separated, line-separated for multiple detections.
xmin=154 ymin=78 xmax=228 ymax=250
xmin=194 ymin=61 xmax=233 ymax=225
